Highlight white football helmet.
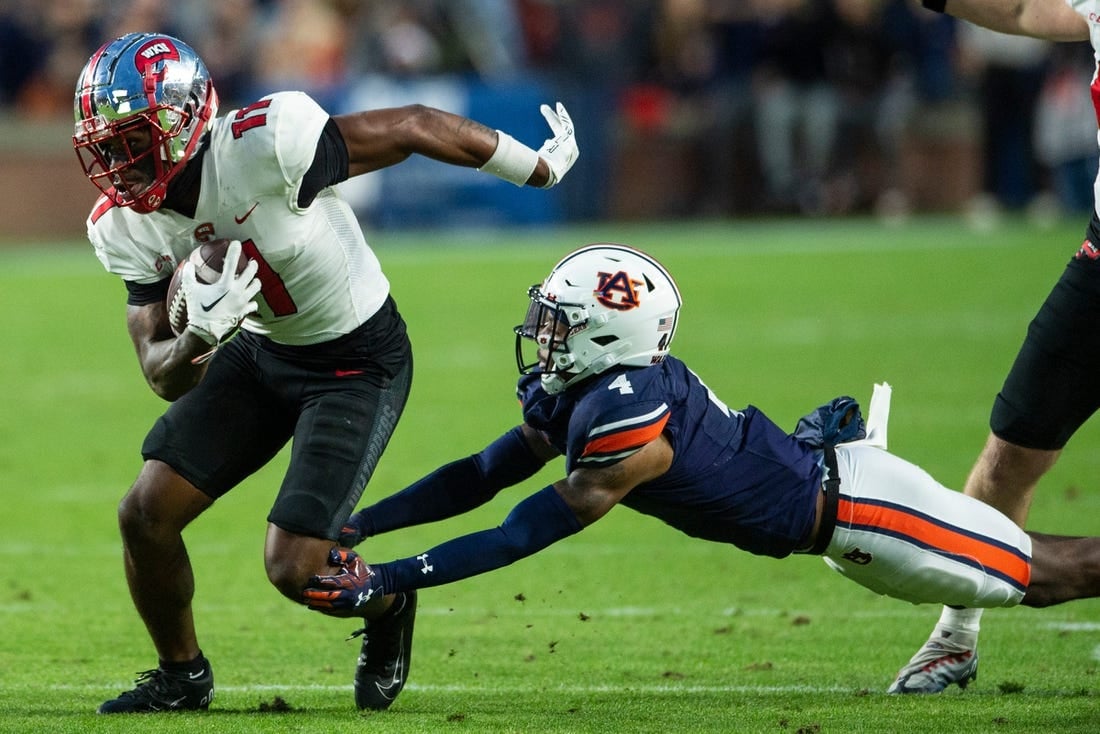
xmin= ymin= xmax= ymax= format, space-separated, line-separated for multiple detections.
xmin=515 ymin=243 xmax=682 ymax=394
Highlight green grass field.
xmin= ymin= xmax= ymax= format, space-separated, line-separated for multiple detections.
xmin=1 ymin=216 xmax=1098 ymax=733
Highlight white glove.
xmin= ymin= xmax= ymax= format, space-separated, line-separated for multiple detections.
xmin=537 ymin=102 xmax=578 ymax=188
xmin=479 ymin=102 xmax=579 ymax=188
xmin=182 ymin=240 xmax=260 ymax=347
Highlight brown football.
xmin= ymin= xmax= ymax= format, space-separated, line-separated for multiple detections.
xmin=166 ymin=239 xmax=247 ymax=336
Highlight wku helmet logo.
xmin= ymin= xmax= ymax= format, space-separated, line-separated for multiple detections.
xmin=594 ymin=270 xmax=643 ymax=311
xmin=134 ymin=39 xmax=180 ymax=75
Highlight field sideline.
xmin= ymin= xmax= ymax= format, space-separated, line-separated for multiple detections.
xmin=1 ymin=216 xmax=1098 ymax=733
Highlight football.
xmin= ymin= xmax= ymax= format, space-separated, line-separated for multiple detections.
xmin=166 ymin=238 xmax=247 ymax=336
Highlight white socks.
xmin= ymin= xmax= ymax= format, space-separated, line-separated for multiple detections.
xmin=931 ymin=606 xmax=983 ymax=647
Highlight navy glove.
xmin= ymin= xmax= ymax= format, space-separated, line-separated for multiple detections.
xmin=792 ymin=396 xmax=866 ymax=448
xmin=302 ymin=548 xmax=384 ymax=615
xmin=337 ymin=512 xmax=368 ymax=548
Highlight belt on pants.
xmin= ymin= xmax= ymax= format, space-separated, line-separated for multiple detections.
xmin=803 ymin=443 xmax=840 ymax=556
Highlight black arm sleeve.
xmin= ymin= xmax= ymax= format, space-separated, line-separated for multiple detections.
xmin=125 ymin=278 xmax=171 ymax=307
xmin=297 ymin=117 xmax=350 ymax=207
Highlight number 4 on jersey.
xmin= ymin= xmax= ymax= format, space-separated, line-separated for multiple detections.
xmin=607 ymin=374 xmax=634 ymax=395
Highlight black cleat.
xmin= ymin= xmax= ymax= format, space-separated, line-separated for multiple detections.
xmin=98 ymin=664 xmax=214 ymax=713
xmin=352 ymin=590 xmax=417 ymax=710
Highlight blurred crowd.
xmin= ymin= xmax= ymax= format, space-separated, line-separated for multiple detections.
xmin=1 ymin=0 xmax=1096 ymax=221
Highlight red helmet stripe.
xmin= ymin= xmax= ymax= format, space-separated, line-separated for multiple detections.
xmin=79 ymin=41 xmax=110 ymax=119
xmin=133 ymin=38 xmax=181 ymax=108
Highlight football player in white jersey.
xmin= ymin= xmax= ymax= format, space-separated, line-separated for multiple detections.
xmin=891 ymin=0 xmax=1097 ymax=695
xmin=74 ymin=32 xmax=578 ymax=714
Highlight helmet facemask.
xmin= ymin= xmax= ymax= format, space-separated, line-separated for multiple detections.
xmin=74 ymin=110 xmax=184 ymax=211
xmin=515 ymin=285 xmax=595 ymax=392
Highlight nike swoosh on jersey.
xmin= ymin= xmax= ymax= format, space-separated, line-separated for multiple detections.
xmin=201 ymin=293 xmax=228 ymax=312
xmin=234 ymin=202 xmax=259 ymax=224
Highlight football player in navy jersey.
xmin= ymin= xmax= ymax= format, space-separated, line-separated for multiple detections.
xmin=303 ymin=243 xmax=1100 ymax=687
xmin=74 ymin=32 xmax=577 ymax=714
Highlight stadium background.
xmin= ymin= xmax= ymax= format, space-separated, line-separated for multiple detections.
xmin=1 ymin=0 xmax=1096 ymax=241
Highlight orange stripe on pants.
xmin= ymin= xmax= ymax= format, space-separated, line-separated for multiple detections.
xmin=837 ymin=497 xmax=1031 ymax=590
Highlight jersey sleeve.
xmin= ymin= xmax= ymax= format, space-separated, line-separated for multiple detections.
xmin=226 ymin=91 xmax=330 ymax=210
xmin=86 ymin=201 xmax=182 ymax=285
xmin=270 ymin=92 xmax=331 ymax=187
xmin=567 ymin=396 xmax=670 ymax=469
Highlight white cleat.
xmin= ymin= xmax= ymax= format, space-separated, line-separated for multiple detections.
xmin=888 ymin=638 xmax=978 ymax=694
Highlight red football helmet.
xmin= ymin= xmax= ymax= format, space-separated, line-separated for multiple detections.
xmin=73 ymin=33 xmax=218 ymax=213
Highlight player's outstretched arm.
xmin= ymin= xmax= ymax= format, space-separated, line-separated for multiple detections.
xmin=927 ymin=0 xmax=1087 ymax=41
xmin=305 ymin=435 xmax=674 ymax=613
xmin=338 ymin=424 xmax=557 ymax=546
xmin=305 ymin=485 xmax=584 ymax=613
xmin=333 ymin=102 xmax=578 ymax=187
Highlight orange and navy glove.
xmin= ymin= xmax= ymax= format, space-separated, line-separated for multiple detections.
xmin=302 ymin=548 xmax=382 ymax=614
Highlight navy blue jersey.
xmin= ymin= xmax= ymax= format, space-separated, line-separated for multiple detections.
xmin=519 ymin=356 xmax=823 ymax=558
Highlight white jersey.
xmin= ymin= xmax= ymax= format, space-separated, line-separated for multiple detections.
xmin=86 ymin=91 xmax=389 ymax=346
xmin=1068 ymin=0 xmax=1100 ymax=217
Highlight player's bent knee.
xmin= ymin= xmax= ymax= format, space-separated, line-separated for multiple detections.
xmin=264 ymin=552 xmax=316 ymax=600
xmin=117 ymin=488 xmax=172 ymax=542
xmin=266 ymin=566 xmax=312 ymax=602
xmin=264 ymin=530 xmax=335 ymax=601
xmin=980 ymin=436 xmax=1059 ymax=485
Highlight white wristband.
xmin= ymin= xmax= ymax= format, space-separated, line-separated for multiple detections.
xmin=479 ymin=131 xmax=539 ymax=187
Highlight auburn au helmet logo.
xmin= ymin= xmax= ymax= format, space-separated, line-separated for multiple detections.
xmin=594 ymin=270 xmax=644 ymax=311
